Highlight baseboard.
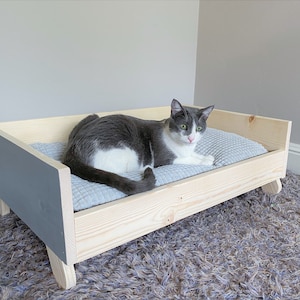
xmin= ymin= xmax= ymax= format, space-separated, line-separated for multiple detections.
xmin=287 ymin=143 xmax=300 ymax=175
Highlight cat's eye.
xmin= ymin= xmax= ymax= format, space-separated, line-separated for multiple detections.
xmin=196 ymin=126 xmax=202 ymax=132
xmin=180 ymin=124 xmax=187 ymax=130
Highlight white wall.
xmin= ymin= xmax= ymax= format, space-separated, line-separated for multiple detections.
xmin=0 ymin=0 xmax=199 ymax=121
xmin=195 ymin=0 xmax=300 ymax=145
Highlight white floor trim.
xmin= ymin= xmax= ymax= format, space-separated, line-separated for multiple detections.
xmin=287 ymin=143 xmax=300 ymax=175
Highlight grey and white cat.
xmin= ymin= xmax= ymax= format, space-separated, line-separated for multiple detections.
xmin=63 ymin=99 xmax=214 ymax=195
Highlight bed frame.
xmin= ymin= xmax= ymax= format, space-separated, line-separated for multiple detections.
xmin=0 ymin=106 xmax=291 ymax=289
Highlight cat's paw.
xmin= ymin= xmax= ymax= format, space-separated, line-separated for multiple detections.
xmin=200 ymin=155 xmax=214 ymax=166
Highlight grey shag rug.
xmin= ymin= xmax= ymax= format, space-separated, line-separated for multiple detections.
xmin=1 ymin=171 xmax=300 ymax=300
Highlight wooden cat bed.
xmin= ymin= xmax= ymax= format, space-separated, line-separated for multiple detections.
xmin=0 ymin=106 xmax=291 ymax=289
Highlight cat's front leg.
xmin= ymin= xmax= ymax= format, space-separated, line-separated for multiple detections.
xmin=173 ymin=154 xmax=214 ymax=166
xmin=197 ymin=154 xmax=214 ymax=166
xmin=191 ymin=153 xmax=214 ymax=166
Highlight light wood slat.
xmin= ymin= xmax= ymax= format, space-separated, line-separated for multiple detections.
xmin=0 ymin=107 xmax=291 ymax=155
xmin=207 ymin=109 xmax=291 ymax=152
xmin=0 ymin=107 xmax=171 ymax=143
xmin=74 ymin=150 xmax=285 ymax=263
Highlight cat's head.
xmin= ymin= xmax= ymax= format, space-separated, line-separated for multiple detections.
xmin=168 ymin=99 xmax=214 ymax=145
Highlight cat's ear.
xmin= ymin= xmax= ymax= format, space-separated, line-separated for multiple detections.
xmin=200 ymin=105 xmax=214 ymax=121
xmin=171 ymin=99 xmax=184 ymax=117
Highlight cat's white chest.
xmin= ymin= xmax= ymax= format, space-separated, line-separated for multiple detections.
xmin=162 ymin=130 xmax=196 ymax=158
xmin=92 ymin=147 xmax=141 ymax=174
xmin=162 ymin=130 xmax=214 ymax=166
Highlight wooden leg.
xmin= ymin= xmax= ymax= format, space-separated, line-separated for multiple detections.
xmin=0 ymin=198 xmax=10 ymax=216
xmin=261 ymin=179 xmax=282 ymax=194
xmin=46 ymin=246 xmax=76 ymax=289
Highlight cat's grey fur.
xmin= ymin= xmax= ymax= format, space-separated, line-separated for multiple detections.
xmin=63 ymin=99 xmax=214 ymax=195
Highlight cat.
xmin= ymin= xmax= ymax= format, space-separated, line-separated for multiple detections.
xmin=62 ymin=99 xmax=214 ymax=195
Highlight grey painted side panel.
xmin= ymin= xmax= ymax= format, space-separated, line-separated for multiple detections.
xmin=0 ymin=136 xmax=68 ymax=263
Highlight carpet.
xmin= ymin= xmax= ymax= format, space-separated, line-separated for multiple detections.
xmin=1 ymin=171 xmax=300 ymax=300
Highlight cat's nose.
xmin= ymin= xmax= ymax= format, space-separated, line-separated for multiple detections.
xmin=188 ymin=135 xmax=195 ymax=143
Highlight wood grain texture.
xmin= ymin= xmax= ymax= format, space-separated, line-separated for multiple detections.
xmin=0 ymin=107 xmax=171 ymax=144
xmin=74 ymin=150 xmax=286 ymax=263
xmin=0 ymin=106 xmax=291 ymax=153
xmin=207 ymin=109 xmax=291 ymax=152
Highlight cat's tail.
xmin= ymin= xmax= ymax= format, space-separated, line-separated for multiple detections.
xmin=63 ymin=157 xmax=156 ymax=195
